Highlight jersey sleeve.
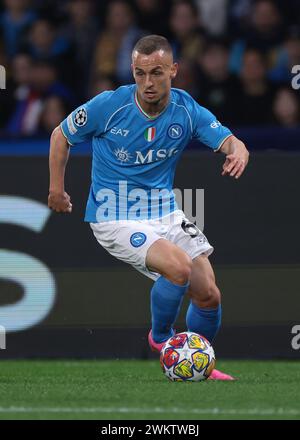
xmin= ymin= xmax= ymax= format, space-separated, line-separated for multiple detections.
xmin=190 ymin=99 xmax=233 ymax=151
xmin=60 ymin=91 xmax=113 ymax=146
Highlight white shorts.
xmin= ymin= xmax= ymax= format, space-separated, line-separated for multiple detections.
xmin=90 ymin=210 xmax=213 ymax=281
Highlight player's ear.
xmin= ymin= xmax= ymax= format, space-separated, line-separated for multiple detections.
xmin=170 ymin=63 xmax=178 ymax=80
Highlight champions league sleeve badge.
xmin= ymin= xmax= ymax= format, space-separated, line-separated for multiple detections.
xmin=74 ymin=108 xmax=88 ymax=127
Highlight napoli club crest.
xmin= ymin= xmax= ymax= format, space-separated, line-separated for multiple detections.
xmin=130 ymin=232 xmax=147 ymax=248
xmin=168 ymin=124 xmax=183 ymax=139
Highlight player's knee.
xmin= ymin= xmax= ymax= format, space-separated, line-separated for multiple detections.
xmin=203 ymin=282 xmax=221 ymax=307
xmin=165 ymin=254 xmax=193 ymax=285
xmin=193 ymin=281 xmax=221 ymax=308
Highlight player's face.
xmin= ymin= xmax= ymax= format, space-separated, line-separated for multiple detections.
xmin=132 ymin=50 xmax=178 ymax=107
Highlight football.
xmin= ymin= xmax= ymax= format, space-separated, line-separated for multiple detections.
xmin=160 ymin=332 xmax=216 ymax=381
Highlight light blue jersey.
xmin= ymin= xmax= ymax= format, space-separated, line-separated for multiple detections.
xmin=61 ymin=85 xmax=232 ymax=222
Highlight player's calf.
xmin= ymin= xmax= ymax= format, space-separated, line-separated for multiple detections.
xmin=189 ymin=281 xmax=221 ymax=309
xmin=150 ymin=275 xmax=189 ymax=343
xmin=146 ymin=241 xmax=192 ymax=343
xmin=186 ymin=281 xmax=222 ymax=343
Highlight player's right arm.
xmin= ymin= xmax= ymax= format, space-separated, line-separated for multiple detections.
xmin=48 ymin=90 xmax=114 ymax=214
xmin=48 ymin=126 xmax=72 ymax=213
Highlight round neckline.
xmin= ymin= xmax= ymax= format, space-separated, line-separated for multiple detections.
xmin=133 ymin=88 xmax=171 ymax=121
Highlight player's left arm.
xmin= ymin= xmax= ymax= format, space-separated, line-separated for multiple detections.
xmin=219 ymin=135 xmax=250 ymax=179
xmin=188 ymin=96 xmax=249 ymax=180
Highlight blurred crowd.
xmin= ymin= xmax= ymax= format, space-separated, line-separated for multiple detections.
xmin=0 ymin=0 xmax=300 ymax=138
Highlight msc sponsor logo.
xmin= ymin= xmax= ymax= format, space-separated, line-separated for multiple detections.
xmin=114 ymin=147 xmax=132 ymax=163
xmin=135 ymin=148 xmax=179 ymax=164
xmin=113 ymin=147 xmax=179 ymax=165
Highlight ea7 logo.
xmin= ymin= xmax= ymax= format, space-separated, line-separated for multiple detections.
xmin=110 ymin=127 xmax=130 ymax=137
xmin=0 ymin=65 xmax=6 ymax=90
xmin=291 ymin=325 xmax=300 ymax=350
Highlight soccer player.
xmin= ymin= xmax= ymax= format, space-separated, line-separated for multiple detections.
xmin=48 ymin=35 xmax=249 ymax=380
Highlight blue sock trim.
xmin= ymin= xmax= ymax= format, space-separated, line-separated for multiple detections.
xmin=158 ymin=276 xmax=190 ymax=290
xmin=151 ymin=276 xmax=189 ymax=343
xmin=186 ymin=303 xmax=222 ymax=343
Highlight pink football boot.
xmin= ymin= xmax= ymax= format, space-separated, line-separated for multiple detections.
xmin=148 ymin=330 xmax=168 ymax=353
xmin=207 ymin=369 xmax=235 ymax=381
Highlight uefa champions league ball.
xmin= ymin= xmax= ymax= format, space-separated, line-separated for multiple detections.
xmin=160 ymin=332 xmax=216 ymax=381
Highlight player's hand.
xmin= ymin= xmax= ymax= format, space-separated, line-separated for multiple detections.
xmin=222 ymin=146 xmax=249 ymax=179
xmin=48 ymin=191 xmax=73 ymax=213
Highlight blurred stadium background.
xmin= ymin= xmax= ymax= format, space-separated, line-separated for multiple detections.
xmin=0 ymin=0 xmax=300 ymax=360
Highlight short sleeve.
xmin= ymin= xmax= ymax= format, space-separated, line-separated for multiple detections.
xmin=190 ymin=100 xmax=233 ymax=151
xmin=60 ymin=91 xmax=113 ymax=146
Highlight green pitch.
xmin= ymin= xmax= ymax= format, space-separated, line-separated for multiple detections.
xmin=0 ymin=360 xmax=299 ymax=420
